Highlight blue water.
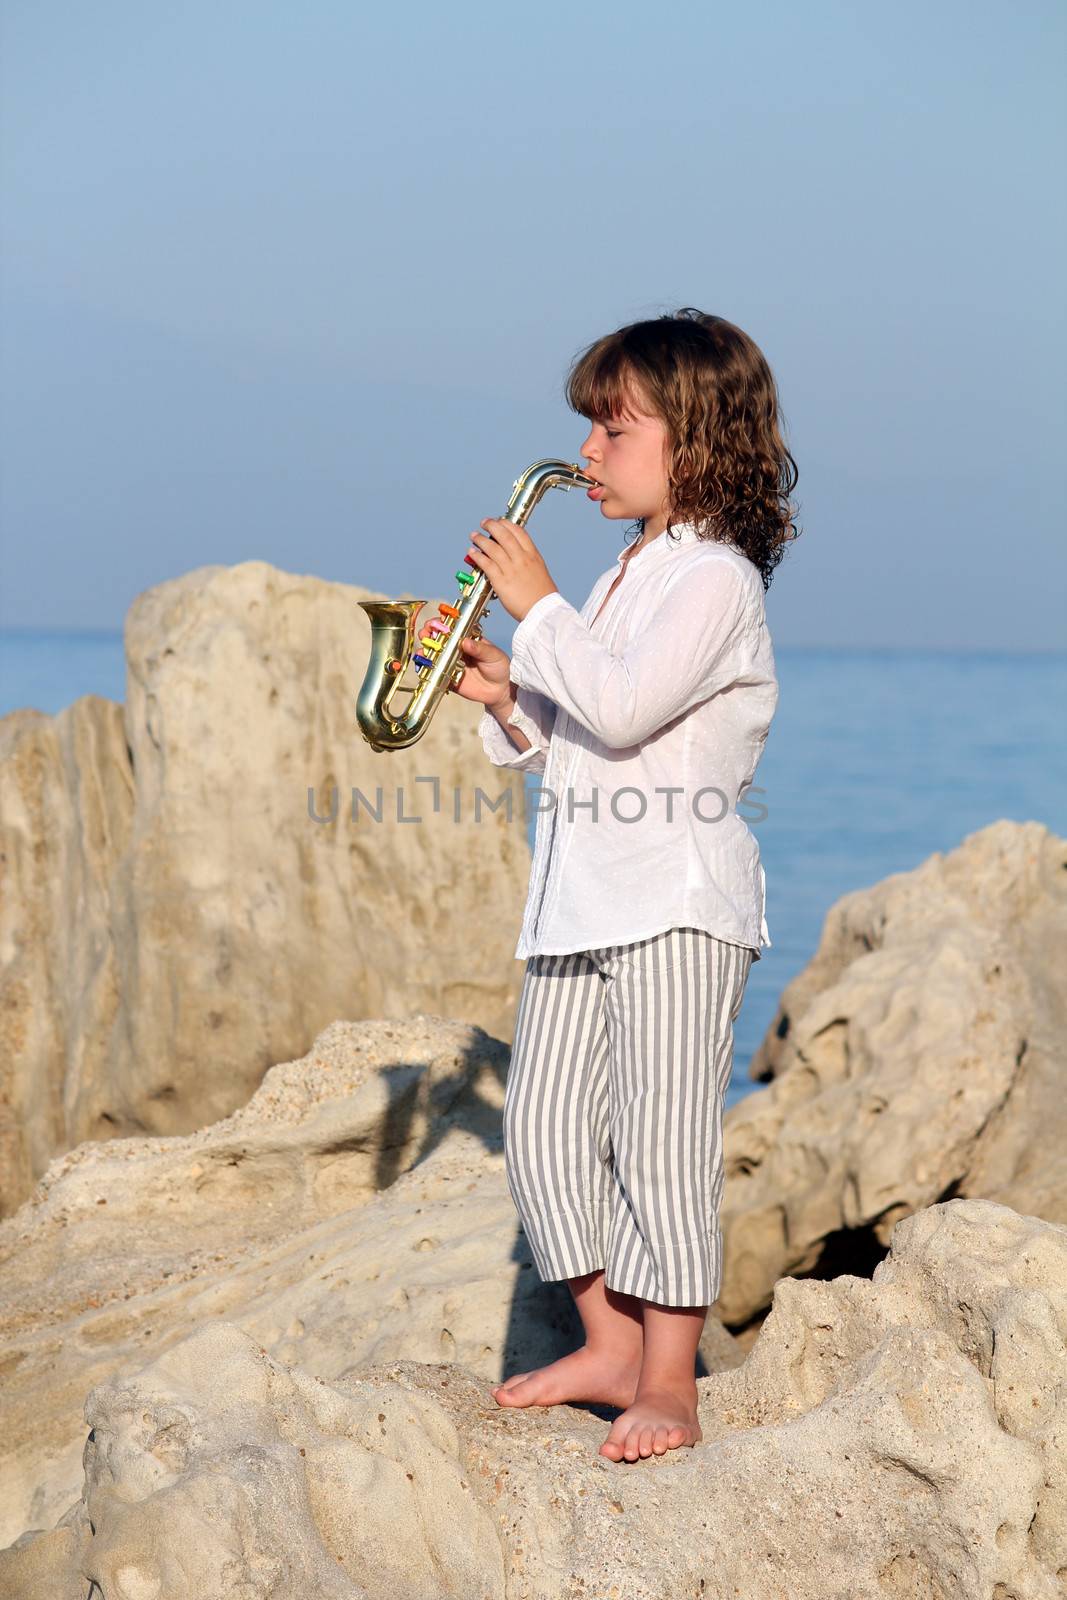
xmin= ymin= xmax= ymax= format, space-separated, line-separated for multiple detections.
xmin=0 ymin=629 xmax=130 ymax=717
xmin=3 ymin=630 xmax=1064 ymax=1108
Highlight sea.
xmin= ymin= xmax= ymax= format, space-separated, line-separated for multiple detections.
xmin=2 ymin=629 xmax=1064 ymax=1110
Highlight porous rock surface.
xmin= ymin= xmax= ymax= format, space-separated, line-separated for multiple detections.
xmin=0 ymin=1016 xmax=509 ymax=1542
xmin=2 ymin=816 xmax=1065 ymax=1595
xmin=3 ymin=1200 xmax=1064 ymax=1598
xmin=0 ymin=1013 xmax=749 ymax=1548
xmin=719 ymin=819 xmax=1067 ymax=1324
xmin=0 ymin=561 xmax=532 ymax=1216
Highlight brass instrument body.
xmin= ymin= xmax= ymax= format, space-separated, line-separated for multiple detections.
xmin=356 ymin=460 xmax=594 ymax=752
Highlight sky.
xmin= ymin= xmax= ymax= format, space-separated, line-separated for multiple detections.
xmin=1 ymin=1 xmax=1064 ymax=651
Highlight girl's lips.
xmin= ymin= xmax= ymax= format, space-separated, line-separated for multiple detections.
xmin=587 ymin=485 xmax=606 ymax=500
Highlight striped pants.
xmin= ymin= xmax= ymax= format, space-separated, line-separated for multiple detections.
xmin=503 ymin=927 xmax=753 ymax=1308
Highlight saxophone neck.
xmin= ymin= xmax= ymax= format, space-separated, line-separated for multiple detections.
xmin=506 ymin=460 xmax=595 ymax=525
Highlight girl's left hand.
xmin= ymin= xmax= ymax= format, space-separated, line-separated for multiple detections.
xmin=466 ymin=518 xmax=560 ymax=622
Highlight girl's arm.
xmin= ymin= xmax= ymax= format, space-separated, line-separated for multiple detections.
xmin=509 ymin=559 xmax=757 ymax=749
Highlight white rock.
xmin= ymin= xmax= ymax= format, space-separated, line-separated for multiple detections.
xmin=0 ymin=561 xmax=532 ymax=1215
xmin=3 ymin=1200 xmax=1063 ymax=1598
xmin=720 ymin=819 xmax=1067 ymax=1322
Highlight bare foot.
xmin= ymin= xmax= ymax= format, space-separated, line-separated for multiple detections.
xmin=489 ymin=1345 xmax=643 ymax=1410
xmin=598 ymin=1384 xmax=702 ymax=1462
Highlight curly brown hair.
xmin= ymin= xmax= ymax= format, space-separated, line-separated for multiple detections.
xmin=564 ymin=308 xmax=800 ymax=591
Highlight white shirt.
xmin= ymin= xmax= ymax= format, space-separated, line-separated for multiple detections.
xmin=477 ymin=520 xmax=778 ymax=961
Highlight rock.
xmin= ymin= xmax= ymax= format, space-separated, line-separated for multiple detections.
xmin=0 ymin=561 xmax=532 ymax=1215
xmin=0 ymin=1015 xmax=503 ymax=1543
xmin=0 ymin=695 xmax=134 ymax=1225
xmin=3 ymin=1200 xmax=1063 ymax=1598
xmin=0 ymin=1014 xmax=748 ymax=1545
xmin=719 ymin=819 xmax=1067 ymax=1323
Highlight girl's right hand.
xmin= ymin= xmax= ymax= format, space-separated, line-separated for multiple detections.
xmin=450 ymin=635 xmax=513 ymax=709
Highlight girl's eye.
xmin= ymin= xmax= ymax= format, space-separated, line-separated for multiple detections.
xmin=606 ymin=430 xmax=621 ymax=439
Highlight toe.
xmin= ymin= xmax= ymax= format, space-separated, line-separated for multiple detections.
xmin=493 ymin=1371 xmax=535 ymax=1404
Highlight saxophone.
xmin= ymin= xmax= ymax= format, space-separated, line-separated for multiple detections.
xmin=356 ymin=459 xmax=594 ymax=752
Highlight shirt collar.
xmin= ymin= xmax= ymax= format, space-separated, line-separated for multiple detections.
xmin=614 ymin=520 xmax=703 ymax=568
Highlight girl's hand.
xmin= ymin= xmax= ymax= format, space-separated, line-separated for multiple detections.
xmin=450 ymin=634 xmax=513 ymax=709
xmin=465 ymin=518 xmax=560 ymax=623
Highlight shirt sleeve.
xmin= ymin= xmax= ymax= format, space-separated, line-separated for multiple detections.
xmin=508 ymin=563 xmax=756 ymax=749
xmin=477 ymin=684 xmax=557 ymax=773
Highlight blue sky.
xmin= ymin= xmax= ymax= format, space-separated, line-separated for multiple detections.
xmin=1 ymin=1 xmax=1064 ymax=649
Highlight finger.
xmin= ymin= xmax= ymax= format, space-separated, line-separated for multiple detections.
xmin=466 ymin=536 xmax=500 ymax=568
xmin=479 ymin=517 xmax=532 ymax=552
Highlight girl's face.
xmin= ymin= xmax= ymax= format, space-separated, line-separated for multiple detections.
xmin=579 ymin=388 xmax=672 ymax=535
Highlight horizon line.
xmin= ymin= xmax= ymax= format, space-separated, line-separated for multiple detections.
xmin=1 ymin=625 xmax=1065 ymax=659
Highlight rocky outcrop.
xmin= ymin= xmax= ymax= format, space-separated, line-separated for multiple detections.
xmin=0 ymin=562 xmax=532 ymax=1215
xmin=0 ymin=1016 xmax=497 ymax=1543
xmin=718 ymin=820 xmax=1067 ymax=1324
xmin=3 ymin=810 xmax=1065 ymax=1594
xmin=0 ymin=695 xmax=134 ymax=1227
xmin=0 ymin=1013 xmax=749 ymax=1547
xmin=3 ymin=1200 xmax=1064 ymax=1598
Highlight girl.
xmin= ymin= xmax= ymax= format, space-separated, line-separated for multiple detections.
xmin=452 ymin=308 xmax=797 ymax=1466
